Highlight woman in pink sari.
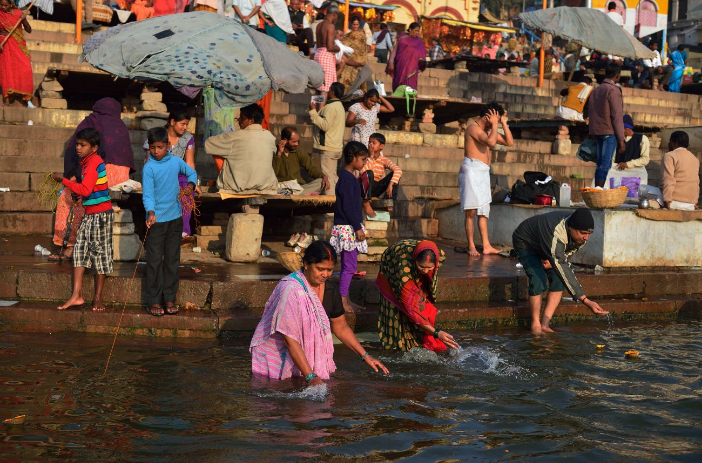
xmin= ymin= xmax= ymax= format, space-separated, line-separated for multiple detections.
xmin=250 ymin=241 xmax=388 ymax=386
xmin=387 ymin=22 xmax=426 ymax=92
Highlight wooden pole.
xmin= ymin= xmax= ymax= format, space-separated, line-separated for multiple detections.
xmin=344 ymin=0 xmax=349 ymax=32
xmin=538 ymin=0 xmax=546 ymax=88
xmin=75 ymin=0 xmax=82 ymax=44
xmin=0 ymin=3 xmax=33 ymax=50
xmin=567 ymin=45 xmax=582 ymax=82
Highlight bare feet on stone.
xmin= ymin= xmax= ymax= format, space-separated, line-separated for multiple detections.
xmin=92 ymin=301 xmax=106 ymax=312
xmin=362 ymin=201 xmax=376 ymax=218
xmin=481 ymin=245 xmax=502 ymax=255
xmin=468 ymin=247 xmax=480 ymax=257
xmin=58 ymin=296 xmax=84 ymax=310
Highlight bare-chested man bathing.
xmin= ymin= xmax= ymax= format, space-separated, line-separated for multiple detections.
xmin=314 ymin=4 xmax=340 ymax=97
xmin=459 ymin=102 xmax=513 ymax=256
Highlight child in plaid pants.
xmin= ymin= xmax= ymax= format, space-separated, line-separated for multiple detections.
xmin=51 ymin=128 xmax=114 ymax=311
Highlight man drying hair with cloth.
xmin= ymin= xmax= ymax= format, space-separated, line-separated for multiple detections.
xmin=512 ymin=208 xmax=609 ymax=336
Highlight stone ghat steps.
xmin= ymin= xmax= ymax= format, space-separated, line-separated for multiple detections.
xmin=2 ymin=296 xmax=697 ymax=336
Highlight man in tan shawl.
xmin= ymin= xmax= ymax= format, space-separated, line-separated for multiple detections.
xmin=206 ymin=104 xmax=279 ymax=195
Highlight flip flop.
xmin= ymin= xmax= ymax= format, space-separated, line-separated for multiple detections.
xmin=48 ymin=249 xmax=73 ymax=261
xmin=147 ymin=304 xmax=165 ymax=317
xmin=352 ymin=271 xmax=367 ymax=279
xmin=164 ymin=303 xmax=179 ymax=315
xmin=454 ymin=246 xmax=468 ymax=254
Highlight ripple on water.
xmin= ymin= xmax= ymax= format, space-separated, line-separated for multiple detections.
xmin=251 ymin=383 xmax=330 ymax=402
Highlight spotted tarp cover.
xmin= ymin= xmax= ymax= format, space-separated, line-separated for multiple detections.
xmin=80 ymin=12 xmax=323 ymax=106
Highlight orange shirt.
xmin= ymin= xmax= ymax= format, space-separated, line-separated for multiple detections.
xmin=360 ymin=152 xmax=402 ymax=185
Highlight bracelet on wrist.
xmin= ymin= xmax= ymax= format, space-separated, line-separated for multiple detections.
xmin=304 ymin=372 xmax=318 ymax=383
xmin=433 ymin=330 xmax=441 ymax=338
xmin=360 ymin=352 xmax=369 ymax=362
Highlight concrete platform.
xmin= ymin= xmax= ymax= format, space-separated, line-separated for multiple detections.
xmin=437 ymin=204 xmax=702 ymax=267
xmin=0 ymin=234 xmax=700 ymax=338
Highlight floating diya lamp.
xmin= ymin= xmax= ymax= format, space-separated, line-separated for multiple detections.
xmin=625 ymin=350 xmax=639 ymax=359
xmin=596 ymin=344 xmax=605 ymax=350
xmin=3 ymin=415 xmax=25 ymax=425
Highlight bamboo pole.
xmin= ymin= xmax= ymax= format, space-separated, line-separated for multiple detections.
xmin=75 ymin=0 xmax=82 ymax=44
xmin=537 ymin=0 xmax=546 ymax=88
xmin=0 ymin=3 xmax=33 ymax=50
xmin=344 ymin=0 xmax=349 ymax=32
xmin=567 ymin=45 xmax=582 ymax=82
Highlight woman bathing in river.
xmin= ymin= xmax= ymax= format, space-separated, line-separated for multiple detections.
xmin=250 ymin=241 xmax=388 ymax=386
xmin=377 ymin=240 xmax=459 ymax=352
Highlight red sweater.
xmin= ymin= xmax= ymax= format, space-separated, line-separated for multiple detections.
xmin=62 ymin=153 xmax=112 ymax=215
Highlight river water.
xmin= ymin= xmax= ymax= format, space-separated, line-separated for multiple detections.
xmin=1 ymin=320 xmax=700 ymax=462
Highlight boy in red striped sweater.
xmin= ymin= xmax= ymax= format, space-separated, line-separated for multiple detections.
xmin=51 ymin=128 xmax=114 ymax=312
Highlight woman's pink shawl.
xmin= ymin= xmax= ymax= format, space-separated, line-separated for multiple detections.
xmin=250 ymin=271 xmax=336 ymax=380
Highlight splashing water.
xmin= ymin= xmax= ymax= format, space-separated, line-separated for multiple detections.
xmin=251 ymin=383 xmax=329 ymax=402
xmin=388 ymin=346 xmax=531 ymax=378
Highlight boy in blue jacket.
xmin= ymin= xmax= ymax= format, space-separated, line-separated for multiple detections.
xmin=142 ymin=127 xmax=197 ymax=316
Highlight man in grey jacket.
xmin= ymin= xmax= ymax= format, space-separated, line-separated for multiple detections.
xmin=512 ymin=208 xmax=609 ymax=335
xmin=588 ymin=62 xmax=626 ymax=187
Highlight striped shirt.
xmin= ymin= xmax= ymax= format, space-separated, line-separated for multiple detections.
xmin=62 ymin=152 xmax=112 ymax=214
xmin=360 ymin=152 xmax=403 ymax=185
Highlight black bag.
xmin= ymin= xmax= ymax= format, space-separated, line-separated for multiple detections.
xmin=510 ymin=171 xmax=560 ymax=204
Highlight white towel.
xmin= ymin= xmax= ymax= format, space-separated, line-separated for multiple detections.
xmin=335 ymin=39 xmax=354 ymax=62
xmin=459 ymin=158 xmax=492 ymax=216
xmin=261 ymin=0 xmax=294 ymax=34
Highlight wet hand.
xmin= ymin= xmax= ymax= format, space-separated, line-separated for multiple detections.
xmin=309 ymin=377 xmax=324 ymax=386
xmin=50 ymin=172 xmax=63 ymax=183
xmin=617 ymin=162 xmax=628 ymax=170
xmin=355 ymin=230 xmax=366 ymax=241
xmin=487 ymin=109 xmax=500 ymax=125
xmin=500 ymin=110 xmax=509 ymax=124
xmin=146 ymin=212 xmax=156 ymax=228
xmin=366 ymin=356 xmax=390 ymax=375
xmin=586 ymin=299 xmax=608 ymax=315
xmin=438 ymin=331 xmax=459 ymax=349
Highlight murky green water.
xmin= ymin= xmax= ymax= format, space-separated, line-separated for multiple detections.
xmin=1 ymin=321 xmax=701 ymax=462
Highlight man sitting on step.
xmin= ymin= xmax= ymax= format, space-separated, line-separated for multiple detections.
xmin=272 ymin=126 xmax=330 ymax=195
xmin=205 ymin=104 xmax=279 ymax=195
xmin=639 ymin=130 xmax=700 ymax=210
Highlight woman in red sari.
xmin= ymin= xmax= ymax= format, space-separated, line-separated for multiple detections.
xmin=387 ymin=22 xmax=426 ymax=92
xmin=376 ymin=239 xmax=459 ymax=352
xmin=0 ymin=0 xmax=32 ymax=105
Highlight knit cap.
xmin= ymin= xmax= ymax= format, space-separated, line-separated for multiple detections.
xmin=567 ymin=208 xmax=594 ymax=232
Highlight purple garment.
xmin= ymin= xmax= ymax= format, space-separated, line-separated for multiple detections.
xmin=178 ymin=174 xmax=192 ymax=236
xmin=339 ymin=249 xmax=358 ymax=297
xmin=392 ymin=36 xmax=426 ymax=91
xmin=64 ymin=98 xmax=136 ymax=178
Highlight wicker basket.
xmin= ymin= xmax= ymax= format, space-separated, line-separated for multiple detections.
xmin=276 ymin=251 xmax=304 ymax=273
xmin=581 ymin=188 xmax=628 ymax=209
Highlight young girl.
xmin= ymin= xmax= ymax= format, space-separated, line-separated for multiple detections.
xmin=144 ymin=110 xmax=197 ymax=242
xmin=330 ymin=141 xmax=368 ymax=314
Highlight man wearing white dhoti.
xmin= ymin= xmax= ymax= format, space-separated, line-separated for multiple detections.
xmin=458 ymin=102 xmax=514 ymax=256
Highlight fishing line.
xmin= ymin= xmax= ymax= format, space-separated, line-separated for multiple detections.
xmin=104 ymin=188 xmax=195 ymax=375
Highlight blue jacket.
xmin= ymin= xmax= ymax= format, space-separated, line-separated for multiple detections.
xmin=142 ymin=154 xmax=197 ymax=223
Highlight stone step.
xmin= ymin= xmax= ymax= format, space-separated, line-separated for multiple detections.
xmin=0 ymin=213 xmax=54 ymax=234
xmin=0 ymin=156 xmax=64 ymax=173
xmin=32 ymin=60 xmax=104 ymax=76
xmin=26 ymin=40 xmax=83 ymax=55
xmin=0 ymin=192 xmax=54 ymax=212
xmin=395 ymin=185 xmax=459 ymax=202
xmin=23 ymin=29 xmax=80 ymax=44
xmin=27 ymin=50 xmax=81 ymax=66
xmin=27 ymin=18 xmax=77 ymax=34
xmin=0 ymin=124 xmax=75 ymax=140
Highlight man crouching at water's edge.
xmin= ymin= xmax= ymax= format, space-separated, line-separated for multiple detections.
xmin=512 ymin=208 xmax=609 ymax=335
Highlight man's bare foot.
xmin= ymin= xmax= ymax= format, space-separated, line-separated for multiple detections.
xmin=58 ymin=296 xmax=84 ymax=310
xmin=531 ymin=322 xmax=542 ymax=336
xmin=482 ymin=245 xmax=501 ymax=255
xmin=362 ymin=201 xmax=376 ymax=217
xmin=92 ymin=302 xmax=106 ymax=312
xmin=468 ymin=247 xmax=481 ymax=257
xmin=541 ymin=326 xmax=555 ymax=333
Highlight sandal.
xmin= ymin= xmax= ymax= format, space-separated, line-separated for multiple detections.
xmin=147 ymin=304 xmax=165 ymax=317
xmin=454 ymin=246 xmax=468 ymax=254
xmin=164 ymin=303 xmax=179 ymax=315
xmin=49 ymin=249 xmax=73 ymax=261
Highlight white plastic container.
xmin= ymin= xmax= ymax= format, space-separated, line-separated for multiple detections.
xmin=559 ymin=183 xmax=572 ymax=207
